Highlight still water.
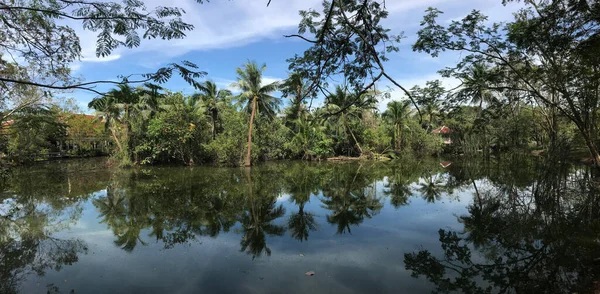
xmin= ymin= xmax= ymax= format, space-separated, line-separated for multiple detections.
xmin=1 ymin=155 xmax=599 ymax=294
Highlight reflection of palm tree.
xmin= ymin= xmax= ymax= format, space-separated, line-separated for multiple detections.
xmin=239 ymin=200 xmax=286 ymax=258
xmin=94 ymin=181 xmax=149 ymax=252
xmin=287 ymin=194 xmax=318 ymax=242
xmin=93 ymin=184 xmax=126 ymax=229
xmin=202 ymin=195 xmax=237 ymax=237
xmin=459 ymin=196 xmax=501 ymax=248
xmin=385 ymin=181 xmax=412 ymax=208
xmin=417 ymin=173 xmax=444 ymax=203
xmin=113 ymin=220 xmax=148 ymax=252
xmin=384 ymin=167 xmax=414 ymax=208
xmin=321 ymin=167 xmax=383 ymax=234
xmin=239 ymin=171 xmax=286 ymax=258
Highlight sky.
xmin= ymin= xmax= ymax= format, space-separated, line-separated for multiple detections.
xmin=68 ymin=0 xmax=521 ymax=112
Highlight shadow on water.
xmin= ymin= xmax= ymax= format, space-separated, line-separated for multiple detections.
xmin=1 ymin=155 xmax=600 ymax=293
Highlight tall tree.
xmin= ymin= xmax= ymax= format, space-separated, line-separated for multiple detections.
xmin=281 ymin=72 xmax=314 ymax=122
xmin=454 ymin=63 xmax=497 ymax=113
xmin=411 ymin=80 xmax=445 ymax=131
xmin=383 ymin=100 xmax=412 ymax=151
xmin=413 ymin=1 xmax=600 ymax=167
xmin=286 ymin=0 xmax=423 ymax=120
xmin=322 ymin=86 xmax=376 ymax=155
xmin=192 ymin=81 xmax=232 ymax=140
xmin=232 ymin=61 xmax=280 ymax=167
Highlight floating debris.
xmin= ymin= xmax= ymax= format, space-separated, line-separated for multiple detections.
xmin=305 ymin=271 xmax=315 ymax=276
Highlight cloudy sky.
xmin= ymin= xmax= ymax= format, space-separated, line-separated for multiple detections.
xmin=70 ymin=0 xmax=521 ymax=111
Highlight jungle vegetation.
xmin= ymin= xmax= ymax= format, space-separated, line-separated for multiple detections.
xmin=0 ymin=0 xmax=598 ymax=167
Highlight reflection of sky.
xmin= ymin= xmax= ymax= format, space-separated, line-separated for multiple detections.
xmin=19 ymin=177 xmax=475 ymax=294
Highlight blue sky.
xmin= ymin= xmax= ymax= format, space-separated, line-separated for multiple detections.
xmin=69 ymin=0 xmax=520 ymax=112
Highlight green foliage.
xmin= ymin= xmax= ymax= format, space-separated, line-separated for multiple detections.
xmin=6 ymin=107 xmax=66 ymax=163
xmin=137 ymin=93 xmax=209 ymax=166
xmin=203 ymin=108 xmax=248 ymax=166
xmin=404 ymin=119 xmax=444 ymax=156
xmin=414 ymin=1 xmax=600 ymax=165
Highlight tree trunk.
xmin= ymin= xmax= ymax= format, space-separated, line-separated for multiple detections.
xmin=110 ymin=128 xmax=123 ymax=152
xmin=245 ymin=97 xmax=257 ymax=167
xmin=398 ymin=124 xmax=402 ymax=151
xmin=582 ymin=130 xmax=600 ymax=168
xmin=211 ymin=110 xmax=217 ymax=140
xmin=346 ymin=122 xmax=363 ymax=154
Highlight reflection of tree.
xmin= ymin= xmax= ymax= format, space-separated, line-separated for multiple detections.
xmin=284 ymin=164 xmax=320 ymax=242
xmin=417 ymin=172 xmax=445 ymax=203
xmin=321 ymin=165 xmax=383 ymax=234
xmin=1 ymin=236 xmax=88 ymax=294
xmin=0 ymin=161 xmax=100 ymax=293
xmin=238 ymin=170 xmax=286 ymax=259
xmin=384 ymin=166 xmax=415 ymax=208
xmin=239 ymin=200 xmax=286 ymax=258
xmin=287 ymin=199 xmax=318 ymax=242
xmin=404 ymin=162 xmax=600 ymax=294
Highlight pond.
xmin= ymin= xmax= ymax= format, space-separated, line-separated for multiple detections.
xmin=1 ymin=155 xmax=599 ymax=294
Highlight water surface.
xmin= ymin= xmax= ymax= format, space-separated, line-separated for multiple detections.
xmin=1 ymin=156 xmax=599 ymax=293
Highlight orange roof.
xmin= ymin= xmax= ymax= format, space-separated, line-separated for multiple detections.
xmin=432 ymin=126 xmax=452 ymax=134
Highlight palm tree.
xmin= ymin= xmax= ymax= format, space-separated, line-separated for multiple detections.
xmin=88 ymin=94 xmax=123 ymax=152
xmin=192 ymin=81 xmax=232 ymax=140
xmin=417 ymin=172 xmax=445 ymax=203
xmin=322 ymin=86 xmax=376 ymax=155
xmin=281 ymin=72 xmax=311 ymax=121
xmin=456 ymin=63 xmax=496 ymax=113
xmin=383 ymin=100 xmax=412 ymax=151
xmin=88 ymin=84 xmax=160 ymax=159
xmin=232 ymin=61 xmax=280 ymax=166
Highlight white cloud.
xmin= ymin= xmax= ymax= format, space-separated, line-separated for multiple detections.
xmin=80 ymin=55 xmax=121 ymax=63
xmin=262 ymin=76 xmax=282 ymax=86
xmin=71 ymin=0 xmax=486 ymax=64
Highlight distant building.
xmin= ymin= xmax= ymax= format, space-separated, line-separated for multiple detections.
xmin=432 ymin=125 xmax=453 ymax=145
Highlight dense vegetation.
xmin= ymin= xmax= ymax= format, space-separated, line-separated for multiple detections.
xmin=1 ymin=0 xmax=599 ymax=167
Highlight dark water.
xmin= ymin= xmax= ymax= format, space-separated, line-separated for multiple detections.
xmin=1 ymin=155 xmax=600 ymax=294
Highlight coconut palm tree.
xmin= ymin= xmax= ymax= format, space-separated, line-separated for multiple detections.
xmin=192 ymin=81 xmax=232 ymax=140
xmin=383 ymin=100 xmax=412 ymax=151
xmin=232 ymin=61 xmax=280 ymax=166
xmin=88 ymin=94 xmax=123 ymax=152
xmin=281 ymin=72 xmax=311 ymax=121
xmin=322 ymin=86 xmax=376 ymax=155
xmin=455 ymin=63 xmax=496 ymax=113
xmin=88 ymin=84 xmax=160 ymax=160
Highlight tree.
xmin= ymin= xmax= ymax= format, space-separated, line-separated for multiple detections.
xmin=88 ymin=84 xmax=161 ymax=164
xmin=192 ymin=81 xmax=232 ymax=140
xmin=413 ymin=1 xmax=600 ymax=167
xmin=287 ymin=0 xmax=423 ymax=121
xmin=383 ymin=100 xmax=412 ymax=151
xmin=281 ymin=72 xmax=314 ymax=122
xmin=232 ymin=61 xmax=280 ymax=167
xmin=411 ymin=80 xmax=445 ymax=131
xmin=322 ymin=86 xmax=376 ymax=155
xmin=454 ymin=63 xmax=497 ymax=113
xmin=0 ymin=0 xmax=206 ymax=98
